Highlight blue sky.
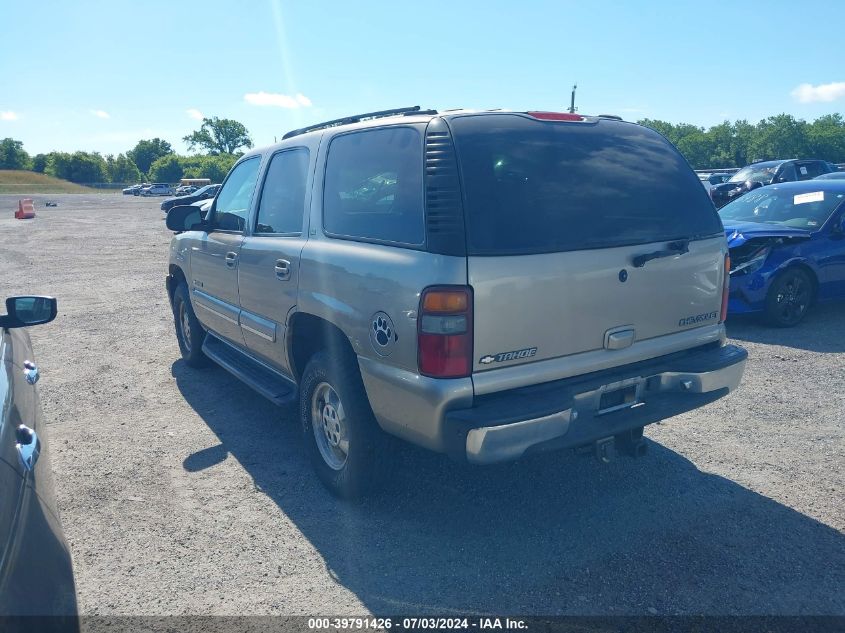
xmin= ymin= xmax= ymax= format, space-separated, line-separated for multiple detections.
xmin=1 ymin=0 xmax=843 ymax=156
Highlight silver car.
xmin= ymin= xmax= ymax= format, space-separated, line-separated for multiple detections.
xmin=141 ymin=183 xmax=173 ymax=197
xmin=165 ymin=107 xmax=747 ymax=498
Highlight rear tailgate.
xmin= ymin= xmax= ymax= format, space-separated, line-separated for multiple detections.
xmin=470 ymin=236 xmax=725 ymax=371
xmin=448 ymin=113 xmax=726 ymax=377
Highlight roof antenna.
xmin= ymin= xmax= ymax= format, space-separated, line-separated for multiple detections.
xmin=569 ymin=84 xmax=578 ymax=114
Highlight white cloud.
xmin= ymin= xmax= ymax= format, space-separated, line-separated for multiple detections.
xmin=186 ymin=108 xmax=204 ymax=121
xmin=791 ymin=82 xmax=845 ymax=103
xmin=90 ymin=109 xmax=110 ymax=119
xmin=244 ymin=91 xmax=313 ymax=108
xmin=1 ymin=111 xmax=19 ymax=121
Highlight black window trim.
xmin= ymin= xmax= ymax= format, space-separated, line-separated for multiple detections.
xmin=252 ymin=146 xmax=311 ymax=238
xmin=321 ymin=124 xmax=427 ymax=251
xmin=208 ymin=155 xmax=262 ymax=235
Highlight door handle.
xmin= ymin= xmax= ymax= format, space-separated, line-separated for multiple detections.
xmin=274 ymin=259 xmax=291 ymax=280
xmin=225 ymin=251 xmax=239 ymax=268
xmin=15 ymin=425 xmax=40 ymax=471
xmin=23 ymin=360 xmax=39 ymax=385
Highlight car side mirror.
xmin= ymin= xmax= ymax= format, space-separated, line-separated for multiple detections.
xmin=0 ymin=296 xmax=57 ymax=329
xmin=166 ymin=205 xmax=206 ymax=232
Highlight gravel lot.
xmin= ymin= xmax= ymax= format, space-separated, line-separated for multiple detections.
xmin=0 ymin=193 xmax=843 ymax=616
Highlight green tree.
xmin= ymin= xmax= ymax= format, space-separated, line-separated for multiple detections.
xmin=45 ymin=152 xmax=73 ymax=180
xmin=149 ymin=154 xmax=184 ymax=183
xmin=675 ymin=132 xmax=714 ymax=170
xmin=66 ymin=152 xmax=107 ymax=183
xmin=31 ymin=153 xmax=48 ymax=173
xmin=128 ymin=138 xmax=174 ymax=175
xmin=805 ymin=114 xmax=845 ymax=163
xmin=183 ymin=117 xmax=253 ymax=155
xmin=181 ymin=153 xmax=237 ymax=182
xmin=748 ymin=114 xmax=807 ymax=162
xmin=0 ymin=138 xmax=32 ymax=170
xmin=46 ymin=151 xmax=107 ymax=183
xmin=106 ymin=153 xmax=142 ymax=183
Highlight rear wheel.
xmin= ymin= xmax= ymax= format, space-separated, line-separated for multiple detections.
xmin=172 ymin=283 xmax=209 ymax=367
xmin=299 ymin=349 xmax=386 ymax=499
xmin=764 ymin=268 xmax=813 ymax=327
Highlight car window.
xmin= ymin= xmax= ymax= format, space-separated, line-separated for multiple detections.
xmin=799 ymin=162 xmax=824 ymax=179
xmin=719 ymin=187 xmax=845 ymax=229
xmin=450 ymin=114 xmax=722 ymax=255
xmin=776 ymin=164 xmax=797 ymax=182
xmin=255 ymin=148 xmax=310 ymax=235
xmin=323 ymin=127 xmax=424 ymax=246
xmin=729 ymin=164 xmax=780 ymax=184
xmin=212 ymin=157 xmax=261 ymax=232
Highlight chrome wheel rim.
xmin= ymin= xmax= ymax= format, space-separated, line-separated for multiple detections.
xmin=311 ymin=382 xmax=348 ymax=471
xmin=179 ymin=302 xmax=192 ymax=353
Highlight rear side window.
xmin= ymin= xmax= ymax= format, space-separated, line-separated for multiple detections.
xmin=255 ymin=148 xmax=310 ymax=234
xmin=323 ymin=127 xmax=424 ymax=246
xmin=798 ymin=162 xmax=825 ymax=179
xmin=450 ymin=114 xmax=723 ymax=255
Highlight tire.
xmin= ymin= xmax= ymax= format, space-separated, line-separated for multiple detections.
xmin=299 ymin=349 xmax=386 ymax=499
xmin=172 ymin=283 xmax=210 ymax=367
xmin=764 ymin=267 xmax=814 ymax=327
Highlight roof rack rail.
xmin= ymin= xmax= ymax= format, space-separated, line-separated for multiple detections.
xmin=283 ymin=106 xmax=425 ymax=139
xmin=597 ymin=114 xmax=623 ymax=121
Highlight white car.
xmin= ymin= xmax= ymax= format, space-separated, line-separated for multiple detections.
xmin=141 ymin=183 xmax=174 ymax=197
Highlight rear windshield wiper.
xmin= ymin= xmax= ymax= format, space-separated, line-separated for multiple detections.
xmin=632 ymin=239 xmax=690 ymax=268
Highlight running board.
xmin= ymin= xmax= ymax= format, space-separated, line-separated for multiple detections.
xmin=202 ymin=334 xmax=298 ymax=406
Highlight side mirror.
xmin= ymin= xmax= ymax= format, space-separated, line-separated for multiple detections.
xmin=747 ymin=180 xmax=763 ymax=190
xmin=166 ymin=205 xmax=206 ymax=232
xmin=0 ymin=296 xmax=57 ymax=329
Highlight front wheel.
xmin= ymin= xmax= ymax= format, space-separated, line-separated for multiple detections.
xmin=764 ymin=267 xmax=813 ymax=327
xmin=299 ymin=350 xmax=387 ymax=499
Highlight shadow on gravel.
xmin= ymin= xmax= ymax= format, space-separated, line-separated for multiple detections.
xmin=727 ymin=300 xmax=845 ymax=353
xmin=173 ymin=360 xmax=845 ymax=616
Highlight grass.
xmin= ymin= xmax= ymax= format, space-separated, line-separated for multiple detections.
xmin=0 ymin=170 xmax=117 ymax=194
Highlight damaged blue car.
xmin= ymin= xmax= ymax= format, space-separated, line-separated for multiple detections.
xmin=719 ymin=181 xmax=845 ymax=326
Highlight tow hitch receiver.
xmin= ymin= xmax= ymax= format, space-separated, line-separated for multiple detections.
xmin=595 ymin=437 xmax=615 ymax=463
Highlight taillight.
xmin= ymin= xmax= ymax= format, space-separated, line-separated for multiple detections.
xmin=526 ymin=111 xmax=584 ymax=121
xmin=720 ymin=254 xmax=731 ymax=323
xmin=418 ymin=286 xmax=473 ymax=378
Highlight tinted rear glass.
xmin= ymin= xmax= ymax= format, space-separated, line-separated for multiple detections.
xmin=323 ymin=127 xmax=424 ymax=246
xmin=449 ymin=114 xmax=723 ymax=255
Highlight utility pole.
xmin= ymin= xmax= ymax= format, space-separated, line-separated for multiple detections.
xmin=569 ymin=84 xmax=578 ymax=114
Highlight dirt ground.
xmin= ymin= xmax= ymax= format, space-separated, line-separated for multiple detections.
xmin=0 ymin=193 xmax=842 ymax=616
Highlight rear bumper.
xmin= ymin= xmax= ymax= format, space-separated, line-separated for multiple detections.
xmin=444 ymin=343 xmax=747 ymax=464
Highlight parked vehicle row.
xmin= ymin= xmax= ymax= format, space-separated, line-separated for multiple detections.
xmin=122 ymin=183 xmax=174 ymax=196
xmin=165 ymin=107 xmax=748 ymax=499
xmin=709 ymin=159 xmax=835 ymax=208
xmin=160 ymin=183 xmax=221 ymax=213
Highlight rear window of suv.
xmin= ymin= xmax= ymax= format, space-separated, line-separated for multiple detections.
xmin=449 ymin=114 xmax=723 ymax=255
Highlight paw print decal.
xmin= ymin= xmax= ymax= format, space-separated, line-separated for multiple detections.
xmin=369 ymin=311 xmax=397 ymax=356
xmin=373 ymin=316 xmax=392 ymax=347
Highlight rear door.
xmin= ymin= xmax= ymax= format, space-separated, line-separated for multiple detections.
xmin=237 ymin=147 xmax=313 ymax=373
xmin=449 ymin=114 xmax=726 ymax=373
xmin=189 ymin=156 xmax=261 ymax=345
